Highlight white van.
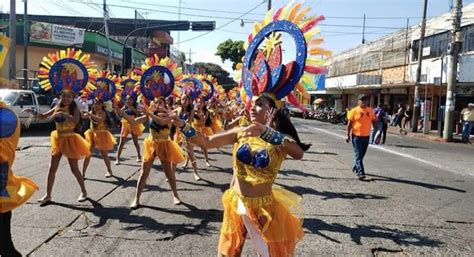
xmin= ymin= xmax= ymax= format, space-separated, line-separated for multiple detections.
xmin=0 ymin=89 xmax=52 ymax=125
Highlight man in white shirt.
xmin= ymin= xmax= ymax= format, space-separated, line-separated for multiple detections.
xmin=460 ymin=103 xmax=474 ymax=143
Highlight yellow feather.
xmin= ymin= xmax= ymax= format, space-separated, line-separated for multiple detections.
xmin=280 ymin=0 xmax=294 ymax=20
xmin=293 ymin=7 xmax=310 ymax=23
xmin=288 ymin=2 xmax=301 ymax=22
xmin=306 ymin=58 xmax=326 ymax=66
xmin=263 ymin=9 xmax=272 ymax=25
xmin=304 ymin=28 xmax=321 ymax=41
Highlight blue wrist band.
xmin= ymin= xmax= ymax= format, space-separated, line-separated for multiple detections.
xmin=260 ymin=127 xmax=285 ymax=145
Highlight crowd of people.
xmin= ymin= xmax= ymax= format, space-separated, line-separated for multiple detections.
xmin=0 ymin=2 xmax=332 ymax=256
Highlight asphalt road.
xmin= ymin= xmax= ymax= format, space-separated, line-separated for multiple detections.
xmin=9 ymin=119 xmax=474 ymax=256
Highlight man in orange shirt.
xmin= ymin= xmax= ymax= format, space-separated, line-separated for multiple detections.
xmin=346 ymin=94 xmax=377 ymax=180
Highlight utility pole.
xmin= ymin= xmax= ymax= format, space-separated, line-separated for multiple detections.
xmin=187 ymin=48 xmax=196 ymax=65
xmin=9 ymin=0 xmax=16 ymax=81
xmin=362 ymin=14 xmax=366 ymax=44
xmin=177 ymin=0 xmax=182 ymax=51
xmin=23 ymin=0 xmax=28 ymax=89
xmin=411 ymin=0 xmax=428 ymax=132
xmin=103 ymin=0 xmax=113 ymax=71
xmin=267 ymin=0 xmax=271 ymax=11
xmin=443 ymin=0 xmax=463 ymax=141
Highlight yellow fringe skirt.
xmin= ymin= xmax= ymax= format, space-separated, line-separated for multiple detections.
xmin=196 ymin=126 xmax=214 ymax=137
xmin=218 ymin=188 xmax=304 ymax=257
xmin=84 ymin=129 xmax=116 ymax=151
xmin=211 ymin=117 xmax=223 ymax=134
xmin=143 ymin=136 xmax=186 ymax=164
xmin=51 ymin=131 xmax=91 ymax=160
xmin=120 ymin=120 xmax=145 ymax=137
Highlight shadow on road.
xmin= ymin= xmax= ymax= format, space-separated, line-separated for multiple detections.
xmin=303 ymin=218 xmax=444 ymax=247
xmin=366 ymin=174 xmax=466 ymax=193
xmin=276 ymin=184 xmax=388 ymax=201
xmin=177 ymin=179 xmax=230 ymax=193
xmin=43 ymin=199 xmax=222 ymax=240
xmin=391 ymin=144 xmax=428 ymax=149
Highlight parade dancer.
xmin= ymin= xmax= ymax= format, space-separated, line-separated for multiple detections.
xmin=175 ymin=77 xmax=203 ymax=180
xmin=193 ymin=96 xmax=214 ymax=167
xmin=115 ymin=73 xmax=144 ymax=165
xmin=35 ymin=49 xmax=96 ymax=204
xmin=1 ymin=77 xmax=38 ymax=257
xmin=82 ymin=71 xmax=119 ymax=178
xmin=117 ymin=55 xmax=185 ymax=208
xmin=173 ymin=3 xmax=329 ymax=255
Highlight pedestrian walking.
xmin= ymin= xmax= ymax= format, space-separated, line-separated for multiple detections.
xmin=460 ymin=103 xmax=474 ymax=143
xmin=370 ymin=104 xmax=385 ymax=144
xmin=381 ymin=105 xmax=389 ymax=144
xmin=346 ymin=94 xmax=377 ymax=180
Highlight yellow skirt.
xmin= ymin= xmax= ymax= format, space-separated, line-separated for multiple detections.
xmin=218 ymin=188 xmax=304 ymax=257
xmin=143 ymin=136 xmax=186 ymax=164
xmin=85 ymin=129 xmax=116 ymax=151
xmin=1 ymin=172 xmax=38 ymax=213
xmin=121 ymin=120 xmax=145 ymax=137
xmin=51 ymin=131 xmax=91 ymax=160
xmin=196 ymin=126 xmax=214 ymax=137
xmin=212 ymin=118 xmax=223 ymax=134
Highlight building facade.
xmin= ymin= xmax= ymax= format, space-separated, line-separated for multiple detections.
xmin=326 ymin=4 xmax=474 ymax=131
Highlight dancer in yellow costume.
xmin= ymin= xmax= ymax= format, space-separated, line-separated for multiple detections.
xmin=174 ymin=2 xmax=330 ymax=255
xmin=174 ymin=77 xmax=202 ymax=181
xmin=1 ymin=78 xmax=38 ymax=257
xmin=116 ymin=55 xmax=185 ymax=207
xmin=82 ymin=71 xmax=118 ymax=178
xmin=115 ymin=72 xmax=144 ymax=165
xmin=35 ymin=48 xmax=97 ymax=204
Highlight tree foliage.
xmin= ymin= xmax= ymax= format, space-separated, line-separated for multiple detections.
xmin=194 ymin=62 xmax=236 ymax=87
xmin=215 ymin=39 xmax=245 ymax=70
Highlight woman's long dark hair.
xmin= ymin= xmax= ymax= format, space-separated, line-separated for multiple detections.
xmin=92 ymin=100 xmax=113 ymax=128
xmin=182 ymin=95 xmax=192 ymax=114
xmin=196 ymin=101 xmax=212 ymax=127
xmin=260 ymin=95 xmax=311 ymax=151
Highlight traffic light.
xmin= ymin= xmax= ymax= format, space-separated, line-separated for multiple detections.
xmin=191 ymin=21 xmax=215 ymax=31
xmin=123 ymin=46 xmax=133 ymax=71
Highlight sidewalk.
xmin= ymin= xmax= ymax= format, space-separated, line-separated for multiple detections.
xmin=386 ymin=126 xmax=472 ymax=144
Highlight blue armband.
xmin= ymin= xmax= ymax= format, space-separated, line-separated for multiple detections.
xmin=260 ymin=127 xmax=285 ymax=145
xmin=181 ymin=123 xmax=197 ymax=138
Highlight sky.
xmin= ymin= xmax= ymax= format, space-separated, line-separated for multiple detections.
xmin=3 ymin=0 xmax=474 ymax=76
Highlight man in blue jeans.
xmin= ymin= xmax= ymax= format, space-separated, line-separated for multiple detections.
xmin=460 ymin=103 xmax=474 ymax=143
xmin=346 ymin=95 xmax=377 ymax=180
xmin=370 ymin=104 xmax=386 ymax=144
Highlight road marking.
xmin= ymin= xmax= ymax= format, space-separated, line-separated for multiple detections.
xmin=309 ymin=126 xmax=451 ymax=172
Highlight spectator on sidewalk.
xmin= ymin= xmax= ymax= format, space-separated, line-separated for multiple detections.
xmin=460 ymin=103 xmax=474 ymax=143
xmin=346 ymin=94 xmax=377 ymax=180
xmin=381 ymin=105 xmax=389 ymax=144
xmin=403 ymin=105 xmax=412 ymax=129
xmin=370 ymin=104 xmax=385 ymax=144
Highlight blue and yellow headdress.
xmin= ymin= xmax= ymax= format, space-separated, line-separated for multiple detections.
xmin=84 ymin=70 xmax=120 ymax=103
xmin=137 ymin=54 xmax=182 ymax=101
xmin=178 ymin=75 xmax=203 ymax=100
xmin=240 ymin=2 xmax=331 ymax=109
xmin=38 ymin=48 xmax=96 ymax=95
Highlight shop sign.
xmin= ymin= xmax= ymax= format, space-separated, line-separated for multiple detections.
xmin=96 ymin=45 xmax=123 ymax=60
xmin=30 ymin=22 xmax=85 ymax=46
xmin=380 ymin=88 xmax=408 ymax=94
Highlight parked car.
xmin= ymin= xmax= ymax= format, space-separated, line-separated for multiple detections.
xmin=0 ymin=89 xmax=52 ymax=126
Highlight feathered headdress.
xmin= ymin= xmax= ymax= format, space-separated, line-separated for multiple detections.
xmin=119 ymin=71 xmax=141 ymax=103
xmin=136 ymin=54 xmax=182 ymax=101
xmin=177 ymin=75 xmax=203 ymax=100
xmin=196 ymin=74 xmax=215 ymax=102
xmin=83 ymin=70 xmax=120 ymax=102
xmin=38 ymin=48 xmax=96 ymax=94
xmin=241 ymin=2 xmax=331 ymax=109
